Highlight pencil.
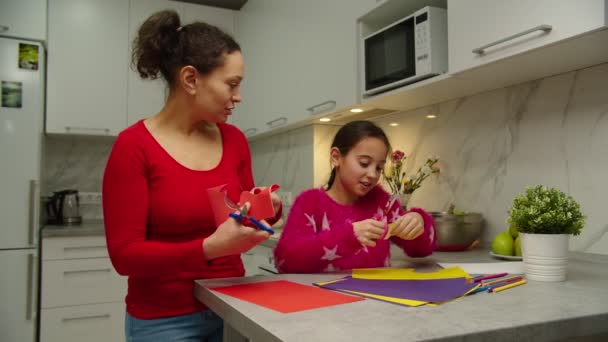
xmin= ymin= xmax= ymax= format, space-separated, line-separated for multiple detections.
xmin=483 ymin=275 xmax=523 ymax=286
xmin=491 ymin=279 xmax=527 ymax=293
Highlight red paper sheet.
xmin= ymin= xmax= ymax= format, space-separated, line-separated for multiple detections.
xmin=211 ymin=280 xmax=364 ymax=313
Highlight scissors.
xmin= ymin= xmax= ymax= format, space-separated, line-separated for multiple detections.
xmin=224 ymin=196 xmax=275 ymax=235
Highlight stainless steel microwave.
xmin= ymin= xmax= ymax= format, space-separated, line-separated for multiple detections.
xmin=363 ymin=6 xmax=448 ymax=96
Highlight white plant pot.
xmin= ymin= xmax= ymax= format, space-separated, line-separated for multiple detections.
xmin=519 ymin=233 xmax=569 ymax=282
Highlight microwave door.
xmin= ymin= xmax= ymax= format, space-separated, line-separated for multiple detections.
xmin=365 ymin=18 xmax=415 ymax=94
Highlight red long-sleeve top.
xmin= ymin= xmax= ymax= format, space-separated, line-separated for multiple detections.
xmin=102 ymin=120 xmax=254 ymax=319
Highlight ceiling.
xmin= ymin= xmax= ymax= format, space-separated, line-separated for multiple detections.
xmin=171 ymin=0 xmax=248 ymax=10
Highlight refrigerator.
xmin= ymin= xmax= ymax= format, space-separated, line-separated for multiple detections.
xmin=0 ymin=36 xmax=44 ymax=342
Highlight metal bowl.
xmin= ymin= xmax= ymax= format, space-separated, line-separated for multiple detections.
xmin=431 ymin=211 xmax=484 ymax=251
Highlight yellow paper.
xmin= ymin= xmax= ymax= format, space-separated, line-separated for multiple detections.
xmin=342 ymin=290 xmax=428 ymax=307
xmin=383 ymin=222 xmax=399 ymax=240
xmin=352 ymin=266 xmax=470 ymax=280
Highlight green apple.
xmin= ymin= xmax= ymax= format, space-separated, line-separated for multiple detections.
xmin=492 ymin=230 xmax=514 ymax=256
xmin=514 ymin=236 xmax=522 ymax=256
xmin=509 ymin=222 xmax=519 ymax=239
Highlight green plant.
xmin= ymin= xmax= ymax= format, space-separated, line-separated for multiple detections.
xmin=382 ymin=150 xmax=439 ymax=195
xmin=508 ymin=185 xmax=586 ymax=235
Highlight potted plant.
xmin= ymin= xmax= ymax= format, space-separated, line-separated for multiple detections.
xmin=382 ymin=150 xmax=439 ymax=209
xmin=508 ymin=185 xmax=586 ymax=282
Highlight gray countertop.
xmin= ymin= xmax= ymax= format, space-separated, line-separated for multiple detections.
xmin=42 ymin=221 xmax=105 ymax=237
xmin=194 ymin=250 xmax=608 ymax=342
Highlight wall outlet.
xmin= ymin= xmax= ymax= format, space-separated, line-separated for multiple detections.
xmin=79 ymin=191 xmax=102 ymax=205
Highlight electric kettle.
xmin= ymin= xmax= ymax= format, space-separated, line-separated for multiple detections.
xmin=46 ymin=189 xmax=82 ymax=225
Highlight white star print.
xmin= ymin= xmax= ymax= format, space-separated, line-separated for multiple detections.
xmin=321 ymin=212 xmax=331 ymax=231
xmin=384 ymin=256 xmax=391 ymax=267
xmin=304 ymin=213 xmax=317 ymax=232
xmin=390 ymin=208 xmax=401 ymax=223
xmin=429 ymin=224 xmax=435 ymax=245
xmin=323 ymin=264 xmax=337 ymax=273
xmin=321 ymin=245 xmax=341 ymax=261
xmin=376 ymin=207 xmax=384 ymax=217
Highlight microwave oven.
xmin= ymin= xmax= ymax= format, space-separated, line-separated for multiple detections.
xmin=363 ymin=6 xmax=447 ymax=96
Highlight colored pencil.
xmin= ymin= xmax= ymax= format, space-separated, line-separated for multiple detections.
xmin=474 ymin=272 xmax=508 ymax=283
xmin=490 ymin=279 xmax=527 ymax=293
xmin=482 ymin=275 xmax=524 ymax=286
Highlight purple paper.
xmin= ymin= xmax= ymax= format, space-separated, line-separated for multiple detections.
xmin=318 ymin=277 xmax=476 ymax=303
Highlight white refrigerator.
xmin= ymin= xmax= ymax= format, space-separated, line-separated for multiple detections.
xmin=0 ymin=36 xmax=44 ymax=342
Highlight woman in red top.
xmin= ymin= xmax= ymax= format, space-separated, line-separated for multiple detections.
xmin=102 ymin=10 xmax=280 ymax=341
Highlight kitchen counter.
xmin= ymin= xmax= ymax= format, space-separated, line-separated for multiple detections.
xmin=42 ymin=221 xmax=105 ymax=237
xmin=194 ymin=250 xmax=608 ymax=342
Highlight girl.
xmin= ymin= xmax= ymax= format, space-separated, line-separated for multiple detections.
xmin=103 ymin=10 xmax=280 ymax=341
xmin=274 ymin=121 xmax=435 ymax=273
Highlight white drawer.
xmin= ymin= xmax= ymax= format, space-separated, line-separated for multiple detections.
xmin=40 ymin=302 xmax=125 ymax=342
xmin=41 ymin=257 xmax=126 ymax=308
xmin=42 ymin=236 xmax=109 ymax=260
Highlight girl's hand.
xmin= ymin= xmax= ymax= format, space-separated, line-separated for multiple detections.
xmin=391 ymin=212 xmax=424 ymax=240
xmin=203 ymin=205 xmax=269 ymax=260
xmin=352 ymin=219 xmax=386 ymax=247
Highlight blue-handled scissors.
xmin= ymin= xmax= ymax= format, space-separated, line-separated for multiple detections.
xmin=225 ymin=196 xmax=275 ymax=235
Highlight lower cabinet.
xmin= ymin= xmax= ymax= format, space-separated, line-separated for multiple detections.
xmin=242 ymin=245 xmax=277 ymax=276
xmin=40 ymin=302 xmax=125 ymax=342
xmin=40 ymin=235 xmax=127 ymax=342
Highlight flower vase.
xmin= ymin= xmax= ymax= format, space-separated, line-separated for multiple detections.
xmin=396 ymin=193 xmax=412 ymax=211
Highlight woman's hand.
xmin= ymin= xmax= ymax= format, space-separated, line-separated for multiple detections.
xmin=352 ymin=219 xmax=386 ymax=247
xmin=390 ymin=212 xmax=424 ymax=240
xmin=203 ymin=205 xmax=269 ymax=260
xmin=270 ymin=191 xmax=282 ymax=214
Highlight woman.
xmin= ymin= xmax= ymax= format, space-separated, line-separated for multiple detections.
xmin=102 ymin=10 xmax=280 ymax=341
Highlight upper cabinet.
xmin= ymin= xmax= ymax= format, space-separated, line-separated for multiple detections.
xmin=0 ymin=0 xmax=47 ymax=41
xmin=126 ymin=0 xmax=236 ymax=126
xmin=231 ymin=0 xmax=375 ymax=138
xmin=47 ymin=0 xmax=129 ymax=135
xmin=448 ymin=0 xmax=608 ymax=74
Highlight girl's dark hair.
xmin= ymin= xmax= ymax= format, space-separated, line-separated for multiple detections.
xmin=132 ymin=10 xmax=240 ymax=86
xmin=326 ymin=120 xmax=391 ymax=190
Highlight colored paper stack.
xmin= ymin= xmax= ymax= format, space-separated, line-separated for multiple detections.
xmin=314 ymin=266 xmax=480 ymax=307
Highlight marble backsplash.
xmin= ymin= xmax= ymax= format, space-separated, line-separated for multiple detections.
xmin=250 ymin=62 xmax=608 ymax=254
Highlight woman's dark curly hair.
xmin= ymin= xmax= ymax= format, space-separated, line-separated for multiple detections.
xmin=132 ymin=10 xmax=240 ymax=86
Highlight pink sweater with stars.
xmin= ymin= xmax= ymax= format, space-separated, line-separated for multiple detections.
xmin=273 ymin=186 xmax=436 ymax=273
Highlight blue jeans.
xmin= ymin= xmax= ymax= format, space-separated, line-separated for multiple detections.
xmin=125 ymin=310 xmax=223 ymax=342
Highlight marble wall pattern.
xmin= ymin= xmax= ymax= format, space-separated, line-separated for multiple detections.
xmin=373 ymin=63 xmax=608 ymax=254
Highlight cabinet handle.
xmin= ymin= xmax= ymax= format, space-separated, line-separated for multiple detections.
xmin=243 ymin=128 xmax=257 ymax=136
xmin=28 ymin=180 xmax=39 ymax=246
xmin=64 ymin=268 xmax=111 ymax=275
xmin=472 ymin=24 xmax=553 ymax=55
xmin=306 ymin=100 xmax=336 ymax=115
xmin=62 ymin=314 xmax=110 ymax=322
xmin=0 ymin=25 xmax=9 ymax=33
xmin=266 ymin=117 xmax=288 ymax=128
xmin=63 ymin=246 xmax=106 ymax=251
xmin=25 ymin=253 xmax=35 ymax=321
xmin=64 ymin=126 xmax=111 ymax=134
xmin=258 ymin=265 xmax=278 ymax=274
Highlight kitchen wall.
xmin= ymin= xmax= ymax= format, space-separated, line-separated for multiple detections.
xmin=250 ymin=62 xmax=608 ymax=254
xmin=42 ymin=135 xmax=115 ymax=219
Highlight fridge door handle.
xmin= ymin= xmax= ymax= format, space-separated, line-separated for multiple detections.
xmin=25 ymin=253 xmax=36 ymax=321
xmin=28 ymin=180 xmax=40 ymax=246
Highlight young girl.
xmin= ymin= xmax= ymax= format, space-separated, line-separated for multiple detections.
xmin=274 ymin=121 xmax=435 ymax=273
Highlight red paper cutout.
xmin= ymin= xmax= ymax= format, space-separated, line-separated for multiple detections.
xmin=211 ymin=280 xmax=364 ymax=313
xmin=207 ymin=184 xmax=280 ymax=226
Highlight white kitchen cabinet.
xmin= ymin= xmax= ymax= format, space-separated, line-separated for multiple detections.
xmin=448 ymin=0 xmax=608 ymax=74
xmin=242 ymin=244 xmax=276 ymax=276
xmin=0 ymin=249 xmax=37 ymax=342
xmin=232 ymin=0 xmax=375 ymax=138
xmin=127 ymin=0 xmax=236 ymax=126
xmin=46 ymin=0 xmax=129 ymax=136
xmin=40 ymin=235 xmax=127 ymax=342
xmin=0 ymin=0 xmax=47 ymax=41
xmin=40 ymin=302 xmax=125 ymax=342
